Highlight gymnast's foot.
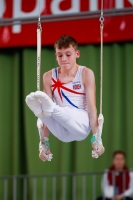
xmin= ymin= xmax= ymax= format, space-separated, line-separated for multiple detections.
xmin=35 ymin=91 xmax=55 ymax=116
xmin=25 ymin=92 xmax=43 ymax=118
xmin=39 ymin=138 xmax=53 ymax=162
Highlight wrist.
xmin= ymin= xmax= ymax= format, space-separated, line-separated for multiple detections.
xmin=91 ymin=133 xmax=102 ymax=144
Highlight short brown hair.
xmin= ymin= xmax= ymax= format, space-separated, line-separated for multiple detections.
xmin=113 ymin=150 xmax=126 ymax=158
xmin=54 ymin=35 xmax=78 ymax=50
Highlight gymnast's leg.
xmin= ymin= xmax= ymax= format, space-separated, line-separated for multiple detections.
xmin=25 ymin=91 xmax=91 ymax=161
xmin=26 ymin=91 xmax=91 ymax=142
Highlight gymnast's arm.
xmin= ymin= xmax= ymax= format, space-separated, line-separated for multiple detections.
xmin=43 ymin=70 xmax=53 ymax=99
xmin=38 ymin=70 xmax=53 ymax=137
xmin=82 ymin=67 xmax=98 ymax=134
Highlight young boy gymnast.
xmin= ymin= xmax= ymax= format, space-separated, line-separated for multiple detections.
xmin=25 ymin=35 xmax=105 ymax=162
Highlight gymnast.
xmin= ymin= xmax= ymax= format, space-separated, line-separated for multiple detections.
xmin=25 ymin=35 xmax=105 ymax=162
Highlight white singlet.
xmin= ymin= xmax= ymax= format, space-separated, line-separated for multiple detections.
xmin=40 ymin=65 xmax=91 ymax=142
xmin=51 ymin=66 xmax=87 ymax=111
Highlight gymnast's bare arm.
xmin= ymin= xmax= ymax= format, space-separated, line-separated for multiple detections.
xmin=82 ymin=67 xmax=98 ymax=135
xmin=41 ymin=70 xmax=53 ymax=136
xmin=43 ymin=70 xmax=53 ymax=99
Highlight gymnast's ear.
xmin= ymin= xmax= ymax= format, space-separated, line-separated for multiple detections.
xmin=76 ymin=50 xmax=80 ymax=58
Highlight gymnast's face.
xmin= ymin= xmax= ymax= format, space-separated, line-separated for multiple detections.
xmin=55 ymin=45 xmax=80 ymax=70
xmin=113 ymin=153 xmax=125 ymax=170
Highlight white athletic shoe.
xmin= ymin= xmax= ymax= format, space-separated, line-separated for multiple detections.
xmin=35 ymin=91 xmax=55 ymax=117
xmin=25 ymin=92 xmax=43 ymax=117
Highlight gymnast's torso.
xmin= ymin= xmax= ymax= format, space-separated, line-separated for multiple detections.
xmin=51 ymin=65 xmax=87 ymax=110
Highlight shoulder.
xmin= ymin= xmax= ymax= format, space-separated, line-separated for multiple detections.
xmin=43 ymin=70 xmax=52 ymax=80
xmin=103 ymin=169 xmax=109 ymax=176
xmin=82 ymin=66 xmax=95 ymax=85
xmin=130 ymin=170 xmax=133 ymax=177
xmin=82 ymin=67 xmax=95 ymax=80
xmin=43 ymin=70 xmax=52 ymax=85
xmin=82 ymin=66 xmax=94 ymax=75
xmin=43 ymin=70 xmax=52 ymax=79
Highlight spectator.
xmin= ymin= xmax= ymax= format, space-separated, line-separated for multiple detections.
xmin=97 ymin=150 xmax=133 ymax=200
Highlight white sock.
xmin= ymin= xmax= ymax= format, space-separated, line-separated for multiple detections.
xmin=25 ymin=92 xmax=43 ymax=117
xmin=35 ymin=91 xmax=55 ymax=116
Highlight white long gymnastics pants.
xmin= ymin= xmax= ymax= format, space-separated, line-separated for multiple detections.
xmin=40 ymin=105 xmax=91 ymax=142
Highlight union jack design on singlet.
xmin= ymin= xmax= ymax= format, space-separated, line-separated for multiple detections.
xmin=51 ymin=68 xmax=85 ymax=108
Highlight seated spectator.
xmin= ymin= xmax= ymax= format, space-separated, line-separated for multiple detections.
xmin=97 ymin=150 xmax=133 ymax=200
